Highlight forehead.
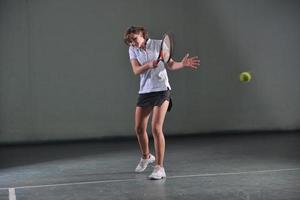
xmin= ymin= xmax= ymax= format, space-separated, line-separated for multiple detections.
xmin=129 ymin=32 xmax=142 ymax=40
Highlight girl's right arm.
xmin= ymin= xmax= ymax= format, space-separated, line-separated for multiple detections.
xmin=130 ymin=59 xmax=158 ymax=75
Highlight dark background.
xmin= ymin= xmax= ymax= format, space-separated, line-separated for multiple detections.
xmin=1 ymin=0 xmax=299 ymax=143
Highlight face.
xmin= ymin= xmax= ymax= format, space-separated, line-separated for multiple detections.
xmin=130 ymin=32 xmax=145 ymax=48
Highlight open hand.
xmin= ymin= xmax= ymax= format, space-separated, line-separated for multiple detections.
xmin=181 ymin=53 xmax=200 ymax=69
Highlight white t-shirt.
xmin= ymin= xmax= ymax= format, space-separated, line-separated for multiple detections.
xmin=129 ymin=39 xmax=171 ymax=94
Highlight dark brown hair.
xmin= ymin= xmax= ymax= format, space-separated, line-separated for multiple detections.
xmin=123 ymin=26 xmax=148 ymax=46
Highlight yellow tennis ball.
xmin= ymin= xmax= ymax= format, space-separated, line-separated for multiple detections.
xmin=239 ymin=72 xmax=252 ymax=82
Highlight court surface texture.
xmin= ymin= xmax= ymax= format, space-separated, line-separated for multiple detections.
xmin=0 ymin=131 xmax=299 ymax=200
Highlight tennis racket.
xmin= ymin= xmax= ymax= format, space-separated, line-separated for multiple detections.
xmin=157 ymin=33 xmax=173 ymax=64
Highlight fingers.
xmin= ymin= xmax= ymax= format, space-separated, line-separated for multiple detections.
xmin=190 ymin=57 xmax=200 ymax=63
xmin=189 ymin=63 xmax=199 ymax=69
xmin=189 ymin=56 xmax=199 ymax=60
xmin=186 ymin=56 xmax=200 ymax=70
xmin=182 ymin=53 xmax=201 ymax=70
xmin=188 ymin=65 xmax=198 ymax=70
xmin=153 ymin=60 xmax=160 ymax=68
xmin=186 ymin=58 xmax=200 ymax=69
xmin=183 ymin=54 xmax=200 ymax=62
xmin=192 ymin=59 xmax=200 ymax=66
xmin=182 ymin=53 xmax=189 ymax=61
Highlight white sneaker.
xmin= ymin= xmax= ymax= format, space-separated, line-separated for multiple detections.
xmin=148 ymin=165 xmax=166 ymax=180
xmin=135 ymin=154 xmax=155 ymax=173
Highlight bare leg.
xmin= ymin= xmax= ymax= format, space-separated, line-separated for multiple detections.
xmin=135 ymin=106 xmax=152 ymax=159
xmin=151 ymin=100 xmax=169 ymax=167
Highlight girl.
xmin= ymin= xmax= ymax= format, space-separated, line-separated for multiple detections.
xmin=123 ymin=26 xmax=200 ymax=180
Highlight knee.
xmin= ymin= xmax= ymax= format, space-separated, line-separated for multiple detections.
xmin=135 ymin=125 xmax=146 ymax=136
xmin=151 ymin=124 xmax=163 ymax=136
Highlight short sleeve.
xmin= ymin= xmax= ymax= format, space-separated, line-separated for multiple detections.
xmin=128 ymin=46 xmax=137 ymax=60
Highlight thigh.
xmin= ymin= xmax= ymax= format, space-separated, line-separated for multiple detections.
xmin=151 ymin=100 xmax=169 ymax=128
xmin=135 ymin=106 xmax=153 ymax=130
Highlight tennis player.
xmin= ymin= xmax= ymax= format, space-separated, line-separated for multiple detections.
xmin=123 ymin=26 xmax=200 ymax=180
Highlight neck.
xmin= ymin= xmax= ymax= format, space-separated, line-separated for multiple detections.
xmin=141 ymin=39 xmax=148 ymax=49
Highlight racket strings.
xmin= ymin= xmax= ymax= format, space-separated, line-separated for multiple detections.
xmin=161 ymin=36 xmax=171 ymax=62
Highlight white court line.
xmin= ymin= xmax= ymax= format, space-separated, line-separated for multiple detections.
xmin=0 ymin=167 xmax=299 ymax=191
xmin=8 ymin=188 xmax=16 ymax=200
xmin=168 ymin=168 xmax=300 ymax=179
